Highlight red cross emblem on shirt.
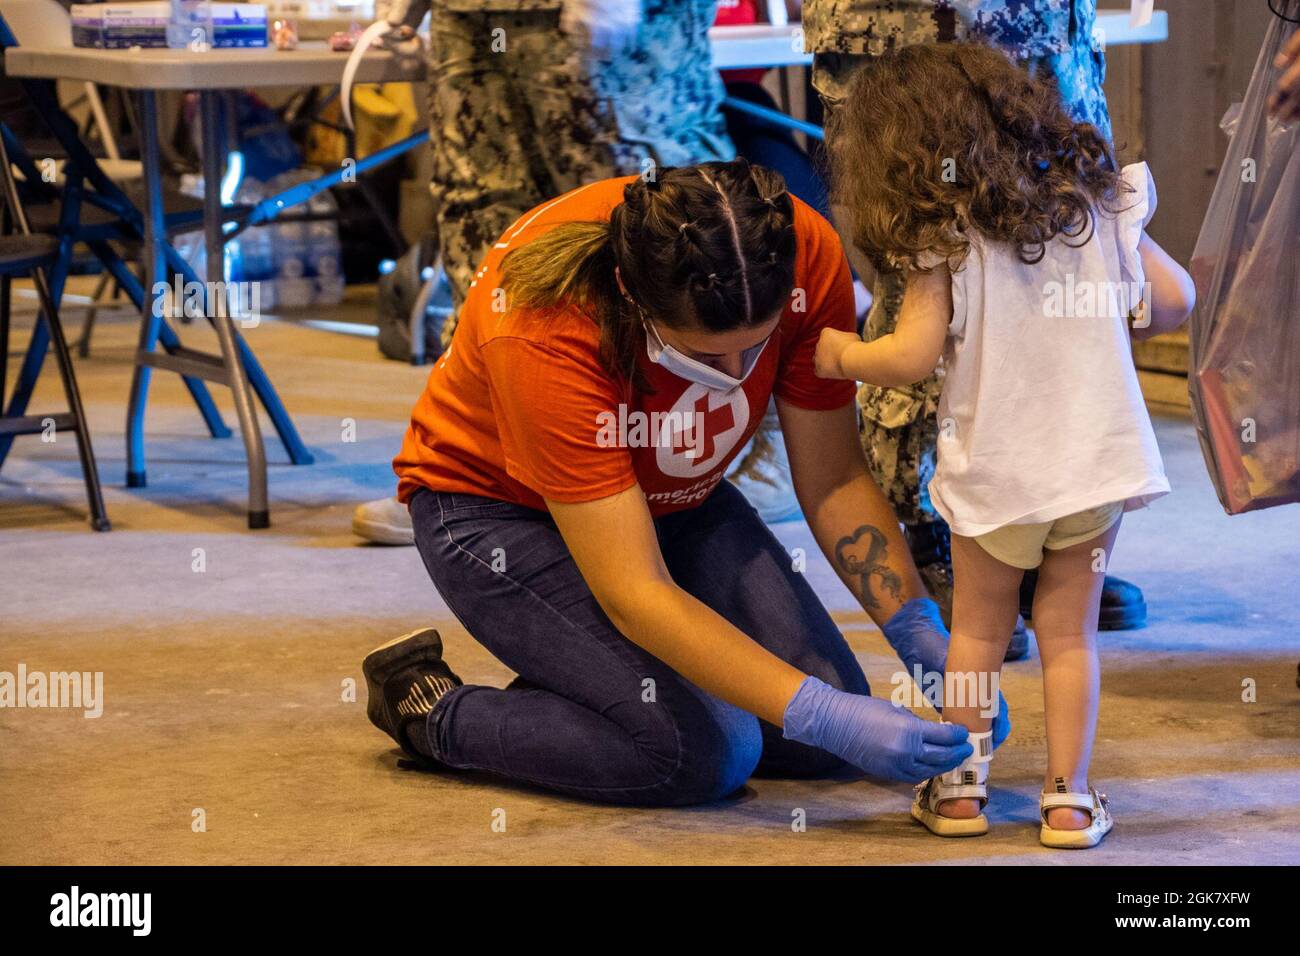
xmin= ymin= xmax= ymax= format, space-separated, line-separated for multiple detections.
xmin=670 ymin=393 xmax=736 ymax=461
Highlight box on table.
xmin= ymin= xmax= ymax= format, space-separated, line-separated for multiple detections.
xmin=71 ymin=3 xmax=269 ymax=49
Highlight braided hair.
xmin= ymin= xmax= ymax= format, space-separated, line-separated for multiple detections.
xmin=500 ymin=159 xmax=797 ymax=392
xmin=613 ymin=159 xmax=795 ymax=349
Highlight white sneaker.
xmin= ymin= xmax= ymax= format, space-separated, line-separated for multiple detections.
xmin=352 ymin=496 xmax=415 ymax=545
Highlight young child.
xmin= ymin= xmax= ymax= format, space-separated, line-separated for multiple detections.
xmin=815 ymin=43 xmax=1196 ymax=848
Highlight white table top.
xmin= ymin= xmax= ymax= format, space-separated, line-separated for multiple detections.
xmin=4 ymin=15 xmax=1167 ymax=91
xmin=4 ymin=40 xmax=419 ymax=89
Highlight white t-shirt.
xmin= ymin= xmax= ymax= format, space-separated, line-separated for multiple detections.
xmin=928 ymin=162 xmax=1171 ymax=537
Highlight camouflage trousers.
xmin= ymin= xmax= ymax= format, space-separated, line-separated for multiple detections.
xmin=426 ymin=3 xmax=733 ymax=346
xmin=811 ymin=40 xmax=1111 ymax=526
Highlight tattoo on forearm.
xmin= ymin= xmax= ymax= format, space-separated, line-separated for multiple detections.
xmin=834 ymin=524 xmax=904 ymax=613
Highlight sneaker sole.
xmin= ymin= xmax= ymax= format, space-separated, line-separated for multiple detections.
xmin=362 ymin=628 xmax=445 ymax=734
xmin=910 ymin=803 xmax=989 ymax=837
xmin=352 ymin=515 xmax=415 ymax=546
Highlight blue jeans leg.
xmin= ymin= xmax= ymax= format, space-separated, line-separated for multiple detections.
xmin=411 ymin=488 xmax=761 ymax=806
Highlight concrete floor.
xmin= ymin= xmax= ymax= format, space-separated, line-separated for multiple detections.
xmin=1 ymin=291 xmax=1297 ymax=865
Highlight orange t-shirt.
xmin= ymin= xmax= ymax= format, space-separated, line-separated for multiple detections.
xmin=393 ymin=176 xmax=856 ymax=516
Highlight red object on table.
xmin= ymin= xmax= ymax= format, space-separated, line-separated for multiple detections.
xmin=329 ymin=23 xmax=365 ymax=52
xmin=714 ymin=0 xmax=768 ymax=85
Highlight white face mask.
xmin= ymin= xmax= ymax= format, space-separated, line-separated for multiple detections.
xmin=643 ymin=316 xmax=772 ymax=394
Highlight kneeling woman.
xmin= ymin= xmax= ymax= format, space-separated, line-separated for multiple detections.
xmin=367 ymin=160 xmax=989 ymax=806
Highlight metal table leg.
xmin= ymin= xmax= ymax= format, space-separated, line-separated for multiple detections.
xmin=129 ymin=90 xmax=271 ymax=528
xmin=85 ymin=237 xmax=232 ymax=440
xmin=199 ymin=89 xmax=269 ymax=529
xmin=126 ymin=90 xmax=167 ymax=489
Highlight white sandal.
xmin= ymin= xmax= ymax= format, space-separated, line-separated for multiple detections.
xmin=910 ymin=728 xmax=993 ymax=837
xmin=1039 ymin=780 xmax=1113 ymax=849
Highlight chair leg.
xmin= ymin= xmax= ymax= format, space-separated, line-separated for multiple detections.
xmin=1 ymin=273 xmax=9 ymax=410
xmin=124 ymin=304 xmax=159 ymax=489
xmin=128 ymin=88 xmax=173 ymax=489
xmin=234 ymin=330 xmax=315 ymax=467
xmin=75 ymin=270 xmax=111 ymax=358
xmin=0 ymin=191 xmax=74 ymax=466
xmin=34 ymin=269 xmax=109 ymax=530
xmin=0 ymin=301 xmax=51 ymax=469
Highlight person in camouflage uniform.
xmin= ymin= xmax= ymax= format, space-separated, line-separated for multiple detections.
xmin=385 ymin=0 xmax=734 ymax=346
xmin=805 ymin=0 xmax=1146 ymax=633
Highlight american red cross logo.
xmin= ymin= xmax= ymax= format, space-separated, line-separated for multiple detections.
xmin=656 ymin=383 xmax=750 ymax=479
xmin=669 ymin=393 xmax=736 ymax=461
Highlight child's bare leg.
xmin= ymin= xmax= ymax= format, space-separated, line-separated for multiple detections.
xmin=939 ymin=533 xmax=1024 ymax=818
xmin=1031 ymin=518 xmax=1121 ymax=830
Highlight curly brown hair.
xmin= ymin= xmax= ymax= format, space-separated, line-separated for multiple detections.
xmin=825 ymin=42 xmax=1131 ymax=273
xmin=500 ymin=160 xmax=795 ymax=391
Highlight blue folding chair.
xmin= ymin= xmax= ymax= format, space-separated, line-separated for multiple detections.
xmin=0 ymin=5 xmax=313 ymax=529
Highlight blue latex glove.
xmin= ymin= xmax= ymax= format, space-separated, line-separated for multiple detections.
xmin=881 ymin=597 xmax=1012 ymax=750
xmin=782 ymin=676 xmax=973 ymax=783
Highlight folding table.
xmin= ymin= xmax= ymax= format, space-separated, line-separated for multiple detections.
xmin=4 ymin=41 xmax=420 ymax=528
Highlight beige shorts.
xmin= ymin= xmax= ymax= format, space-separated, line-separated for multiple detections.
xmin=973 ymin=502 xmax=1125 ymax=570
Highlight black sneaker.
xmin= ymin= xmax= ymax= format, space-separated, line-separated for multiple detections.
xmin=363 ymin=628 xmax=462 ymax=760
xmin=907 ymin=520 xmax=1032 ymax=662
xmin=1019 ymin=571 xmax=1148 ymax=630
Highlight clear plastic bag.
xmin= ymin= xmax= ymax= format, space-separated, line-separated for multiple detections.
xmin=1188 ymin=4 xmax=1300 ymax=514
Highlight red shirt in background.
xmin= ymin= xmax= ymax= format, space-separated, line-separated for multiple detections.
xmin=714 ymin=0 xmax=768 ymax=86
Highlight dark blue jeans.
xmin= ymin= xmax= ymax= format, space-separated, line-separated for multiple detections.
xmin=411 ymin=480 xmax=869 ymax=806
